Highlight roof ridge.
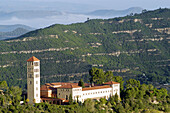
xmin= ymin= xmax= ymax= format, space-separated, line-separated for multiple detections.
xmin=27 ymin=56 xmax=40 ymax=62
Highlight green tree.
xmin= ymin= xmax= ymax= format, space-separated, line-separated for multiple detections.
xmin=126 ymin=79 xmax=140 ymax=89
xmin=0 ymin=81 xmax=8 ymax=91
xmin=89 ymin=67 xmax=105 ymax=85
xmin=104 ymin=71 xmax=113 ymax=82
xmin=83 ymin=99 xmax=95 ymax=112
xmin=100 ymin=98 xmax=107 ymax=105
xmin=114 ymin=93 xmax=119 ymax=103
xmin=8 ymin=86 xmax=22 ymax=106
xmin=69 ymin=94 xmax=73 ymax=105
xmin=78 ymin=79 xmax=85 ymax=88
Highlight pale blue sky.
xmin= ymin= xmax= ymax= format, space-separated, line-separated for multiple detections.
xmin=0 ymin=0 xmax=169 ymax=28
xmin=52 ymin=0 xmax=170 ymax=9
xmin=1 ymin=0 xmax=170 ymax=11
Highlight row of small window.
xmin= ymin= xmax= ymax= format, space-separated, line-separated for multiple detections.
xmin=28 ymin=74 xmax=40 ymax=78
xmin=30 ymin=81 xmax=39 ymax=85
xmin=28 ymin=68 xmax=39 ymax=72
xmin=60 ymin=89 xmax=69 ymax=91
xmin=73 ymin=89 xmax=81 ymax=91
xmin=83 ymin=90 xmax=112 ymax=95
xmin=27 ymin=62 xmax=39 ymax=66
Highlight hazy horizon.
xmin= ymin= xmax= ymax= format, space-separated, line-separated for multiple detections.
xmin=1 ymin=0 xmax=169 ymax=11
xmin=0 ymin=0 xmax=169 ymax=28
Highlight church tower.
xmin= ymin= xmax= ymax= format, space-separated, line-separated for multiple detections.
xmin=27 ymin=56 xmax=41 ymax=104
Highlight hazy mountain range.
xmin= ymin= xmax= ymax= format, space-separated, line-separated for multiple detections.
xmin=0 ymin=7 xmax=143 ymax=29
xmin=0 ymin=24 xmax=33 ymax=32
xmin=0 ymin=24 xmax=34 ymax=40
xmin=87 ymin=7 xmax=143 ymax=17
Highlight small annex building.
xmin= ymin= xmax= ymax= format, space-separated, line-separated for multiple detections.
xmin=27 ymin=56 xmax=120 ymax=104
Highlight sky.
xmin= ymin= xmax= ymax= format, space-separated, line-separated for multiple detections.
xmin=1 ymin=0 xmax=170 ymax=11
xmin=53 ymin=0 xmax=170 ymax=10
xmin=0 ymin=0 xmax=169 ymax=28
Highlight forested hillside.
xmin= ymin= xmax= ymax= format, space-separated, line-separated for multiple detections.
xmin=0 ymin=78 xmax=169 ymax=112
xmin=0 ymin=8 xmax=169 ymax=90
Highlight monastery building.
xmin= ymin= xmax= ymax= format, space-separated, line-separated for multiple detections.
xmin=27 ymin=56 xmax=120 ymax=104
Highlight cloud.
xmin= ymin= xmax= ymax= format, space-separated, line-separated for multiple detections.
xmin=0 ymin=14 xmax=101 ymax=28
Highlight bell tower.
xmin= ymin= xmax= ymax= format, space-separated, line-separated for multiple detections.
xmin=27 ymin=56 xmax=41 ymax=104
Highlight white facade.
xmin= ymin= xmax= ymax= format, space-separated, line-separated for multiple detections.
xmin=41 ymin=82 xmax=120 ymax=103
xmin=72 ymin=87 xmax=82 ymax=102
xmin=27 ymin=57 xmax=41 ymax=104
xmin=81 ymin=88 xmax=111 ymax=102
xmin=72 ymin=84 xmax=120 ymax=103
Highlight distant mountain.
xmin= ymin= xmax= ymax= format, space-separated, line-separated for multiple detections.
xmin=0 ymin=10 xmax=62 ymax=20
xmin=0 ymin=24 xmax=34 ymax=32
xmin=0 ymin=7 xmax=144 ymax=28
xmin=0 ymin=24 xmax=34 ymax=40
xmin=88 ymin=7 xmax=143 ymax=17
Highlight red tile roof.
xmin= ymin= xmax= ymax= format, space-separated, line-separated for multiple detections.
xmin=103 ymin=81 xmax=119 ymax=85
xmin=58 ymin=84 xmax=81 ymax=89
xmin=40 ymin=85 xmax=54 ymax=90
xmin=41 ymin=81 xmax=117 ymax=91
xmin=82 ymin=85 xmax=111 ymax=91
xmin=48 ymin=82 xmax=78 ymax=86
xmin=27 ymin=56 xmax=40 ymax=62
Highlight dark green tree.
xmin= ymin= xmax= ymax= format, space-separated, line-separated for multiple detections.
xmin=69 ymin=94 xmax=73 ymax=105
xmin=89 ymin=67 xmax=105 ymax=85
xmin=126 ymin=79 xmax=140 ymax=89
xmin=78 ymin=79 xmax=85 ymax=88
xmin=83 ymin=99 xmax=95 ymax=112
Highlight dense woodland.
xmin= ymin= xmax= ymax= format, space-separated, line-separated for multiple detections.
xmin=0 ymin=8 xmax=169 ymax=91
xmin=0 ymin=68 xmax=169 ymax=112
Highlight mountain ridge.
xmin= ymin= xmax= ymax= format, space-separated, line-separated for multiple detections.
xmin=87 ymin=7 xmax=143 ymax=17
xmin=0 ymin=8 xmax=169 ymax=91
xmin=0 ymin=24 xmax=34 ymax=40
xmin=0 ymin=7 xmax=145 ymax=28
xmin=0 ymin=24 xmax=34 ymax=32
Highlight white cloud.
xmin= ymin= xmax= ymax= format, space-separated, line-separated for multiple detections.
xmin=0 ymin=14 xmax=101 ymax=28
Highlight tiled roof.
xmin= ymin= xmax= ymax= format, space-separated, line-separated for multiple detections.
xmin=58 ymin=84 xmax=81 ymax=89
xmin=49 ymin=82 xmax=78 ymax=86
xmin=40 ymin=85 xmax=49 ymax=90
xmin=40 ymin=85 xmax=54 ymax=90
xmin=103 ymin=81 xmax=119 ymax=85
xmin=41 ymin=81 xmax=117 ymax=91
xmin=45 ymin=82 xmax=90 ymax=87
xmin=27 ymin=56 xmax=40 ymax=62
xmin=82 ymin=85 xmax=111 ymax=91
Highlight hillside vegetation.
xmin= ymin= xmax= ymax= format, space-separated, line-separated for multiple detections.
xmin=0 ymin=77 xmax=169 ymax=112
xmin=0 ymin=8 xmax=169 ymax=89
